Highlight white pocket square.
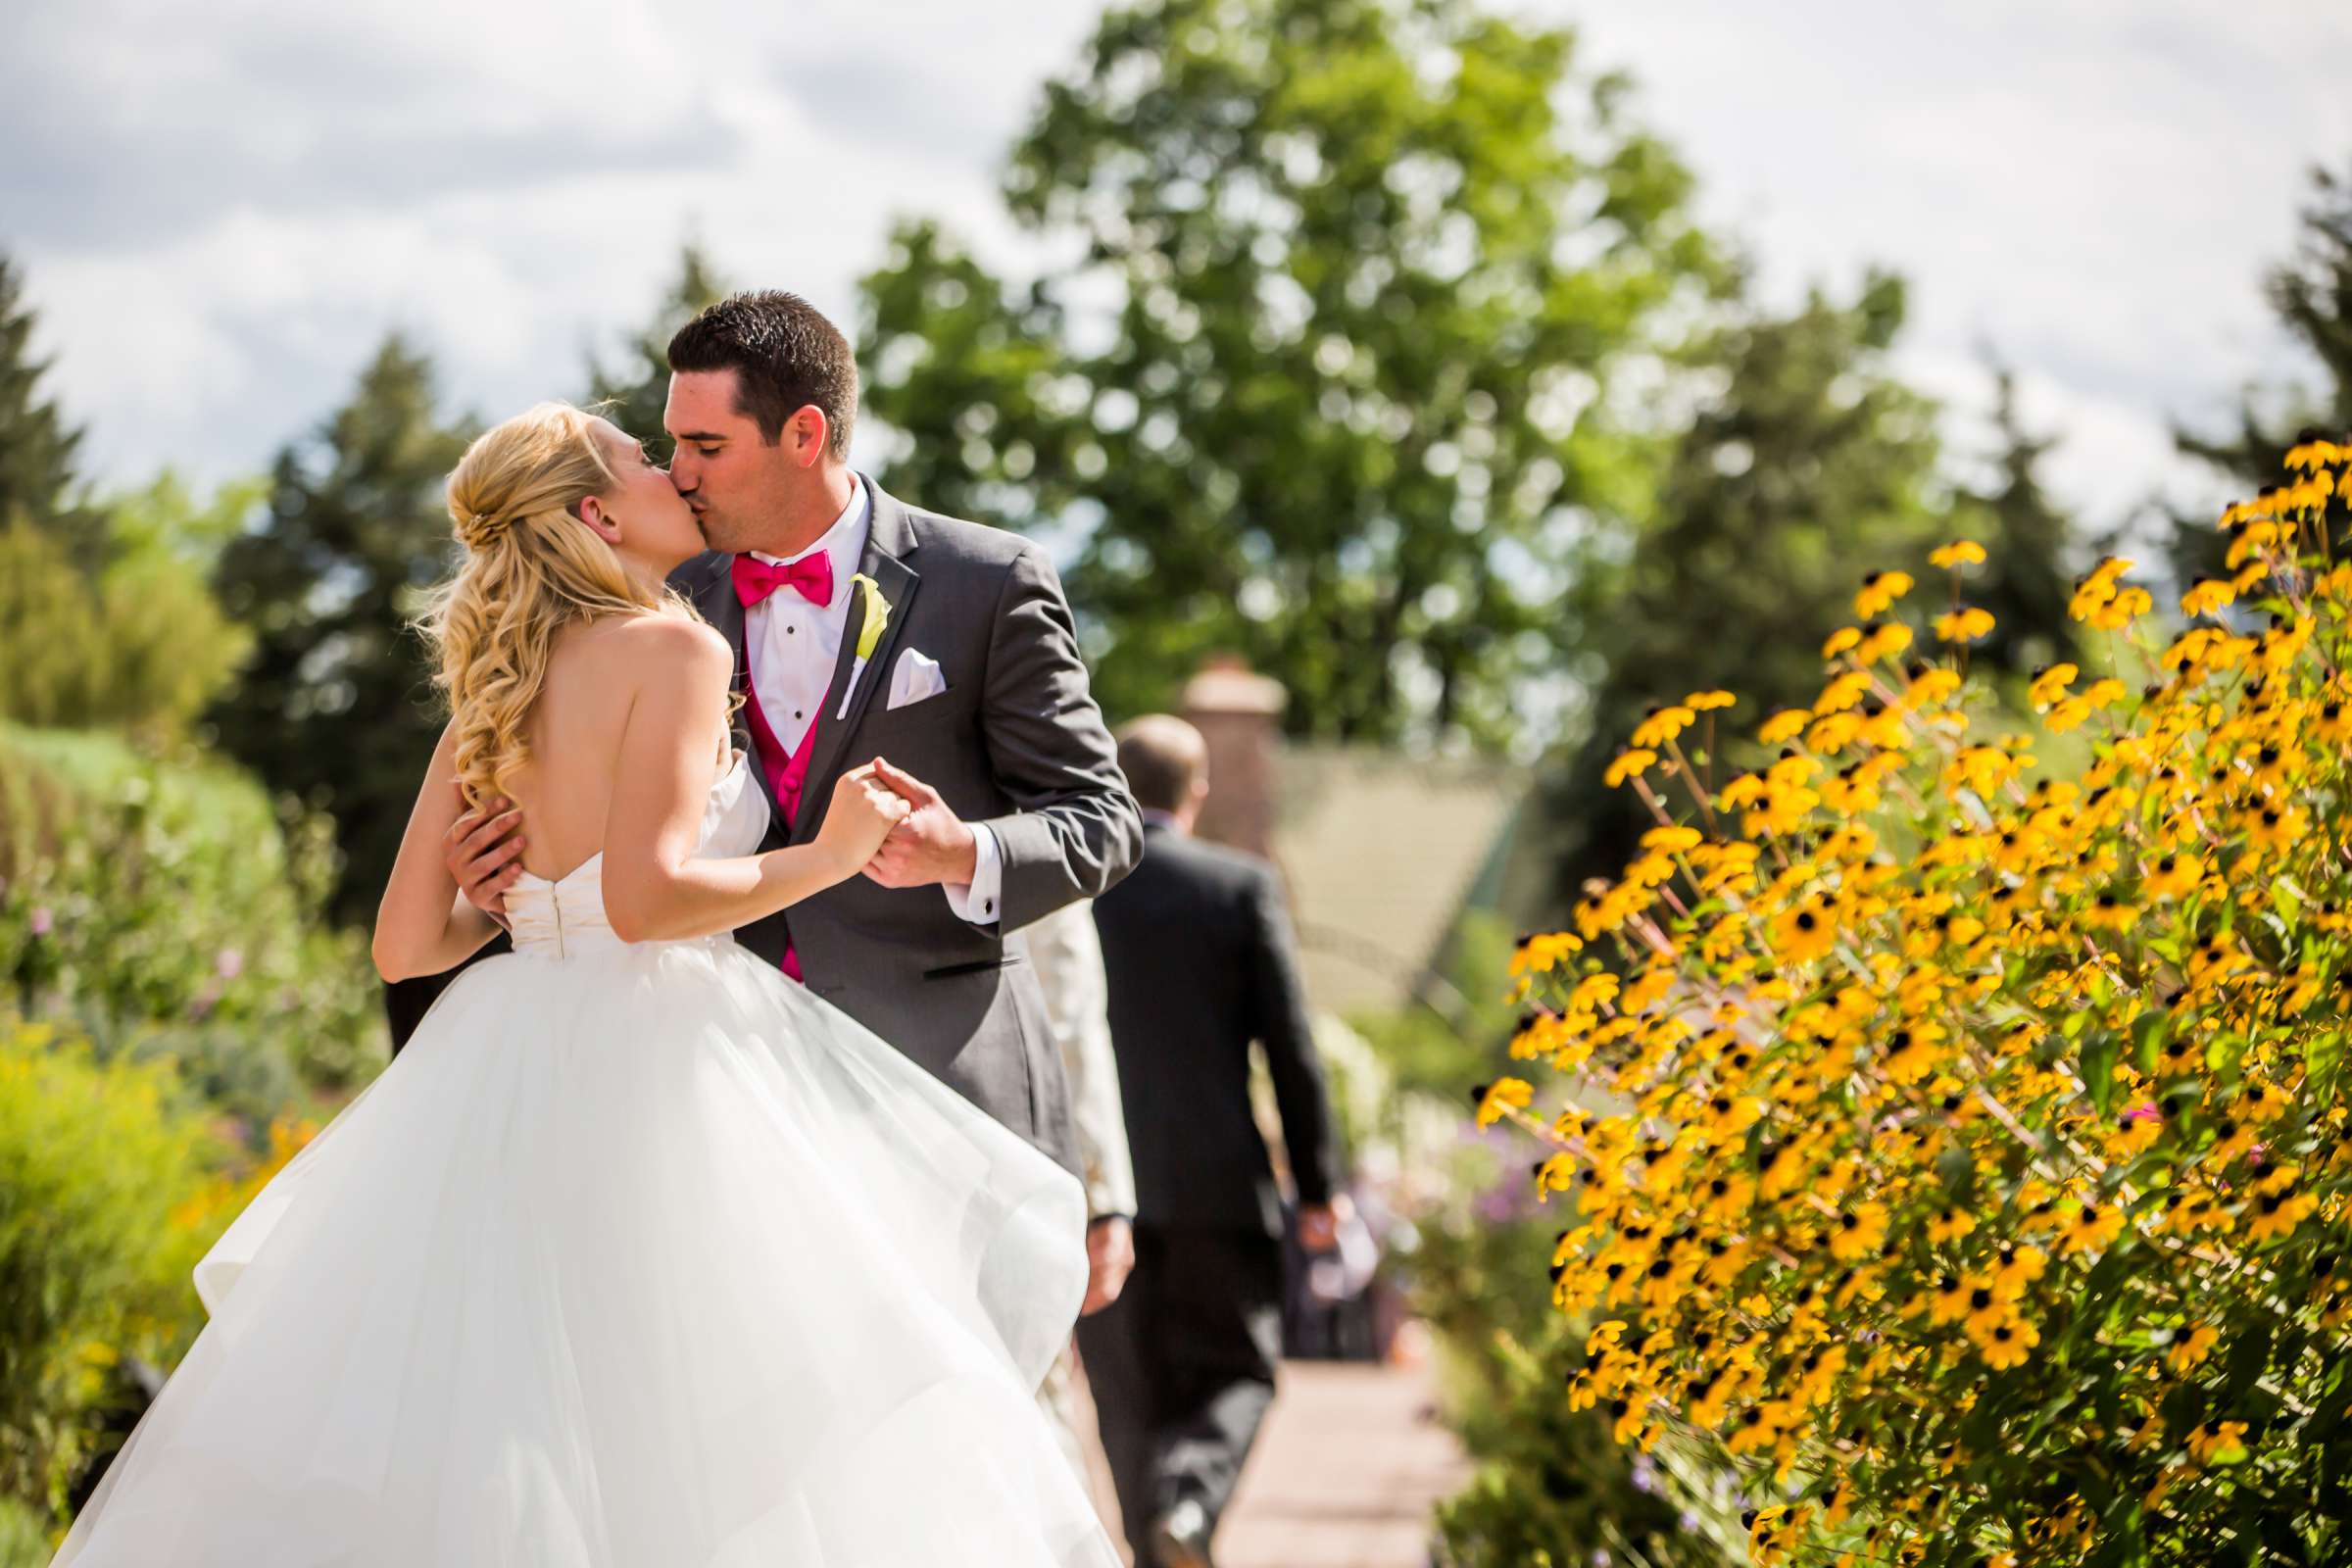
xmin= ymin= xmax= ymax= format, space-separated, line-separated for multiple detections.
xmin=886 ymin=648 xmax=949 ymax=710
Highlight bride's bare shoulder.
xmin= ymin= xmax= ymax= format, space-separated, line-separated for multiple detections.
xmin=598 ymin=612 xmax=731 ymax=694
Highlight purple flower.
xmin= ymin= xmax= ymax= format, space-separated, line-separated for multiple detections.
xmin=216 ymin=948 xmax=244 ymax=980
xmin=28 ymin=906 xmax=53 ymax=937
xmin=1631 ymin=1455 xmax=1658 ymax=1494
xmin=1677 ymin=1510 xmax=1699 ymax=1534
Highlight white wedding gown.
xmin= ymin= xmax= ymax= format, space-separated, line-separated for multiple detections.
xmin=55 ymin=751 xmax=1122 ymax=1567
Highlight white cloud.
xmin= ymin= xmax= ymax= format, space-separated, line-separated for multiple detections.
xmin=10 ymin=0 xmax=2350 ymax=536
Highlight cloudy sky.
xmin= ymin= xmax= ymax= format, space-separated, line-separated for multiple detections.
xmin=9 ymin=0 xmax=2349 ymax=531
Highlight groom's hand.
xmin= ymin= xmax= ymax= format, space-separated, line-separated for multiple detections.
xmin=860 ymin=758 xmax=978 ymax=889
xmin=445 ymin=784 xmax=525 ymax=926
xmin=1081 ymin=1216 xmax=1135 ymax=1315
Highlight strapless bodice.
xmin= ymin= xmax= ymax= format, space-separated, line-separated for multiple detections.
xmin=505 ymin=750 xmax=771 ymax=959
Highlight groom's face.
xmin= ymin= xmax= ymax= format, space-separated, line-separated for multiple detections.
xmin=664 ymin=368 xmax=802 ymax=555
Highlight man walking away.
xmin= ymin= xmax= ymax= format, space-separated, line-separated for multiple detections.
xmin=1079 ymin=714 xmax=1345 ymax=1568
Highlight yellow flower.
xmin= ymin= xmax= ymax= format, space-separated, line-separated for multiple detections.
xmin=1975 ymin=1313 xmax=2039 ymax=1371
xmin=1632 ymin=705 xmax=1697 ymax=749
xmin=1686 ymin=689 xmax=1737 ymax=711
xmin=1854 ymin=570 xmax=1915 ymax=618
xmin=2166 ymin=1322 xmax=2221 ymax=1375
xmin=1773 ymin=900 xmax=1838 ymax=964
xmin=1934 ymin=607 xmax=1996 ymax=644
xmin=2180 ymin=578 xmax=2236 ymax=617
xmin=1830 ymin=1200 xmax=1890 ymax=1262
xmin=2245 ymin=1169 xmax=2319 ymax=1244
xmin=1926 ymin=1272 xmax=1972 ymax=1326
xmin=2059 ymin=1197 xmax=2126 ymax=1256
xmin=1605 ymin=749 xmax=1658 ymax=788
xmin=851 ymin=572 xmax=891 ymax=660
xmin=1473 ymin=1077 xmax=1534 ymax=1129
xmin=1856 ymin=621 xmax=1914 ymax=663
xmin=2029 ymin=662 xmax=2080 ymax=708
xmin=2186 ymin=1420 xmax=2250 ymax=1467
xmin=1929 ymin=539 xmax=1987 ymax=568
xmin=1759 ymin=709 xmax=1812 ymax=746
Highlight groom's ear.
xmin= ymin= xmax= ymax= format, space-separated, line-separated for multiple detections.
xmin=784 ymin=405 xmax=829 ymax=467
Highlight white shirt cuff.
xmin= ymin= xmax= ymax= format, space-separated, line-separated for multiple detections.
xmin=941 ymin=821 xmax=1004 ymax=925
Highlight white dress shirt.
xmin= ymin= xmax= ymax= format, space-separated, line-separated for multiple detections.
xmin=1016 ymin=899 xmax=1137 ymax=1220
xmin=744 ymin=476 xmax=1002 ymax=924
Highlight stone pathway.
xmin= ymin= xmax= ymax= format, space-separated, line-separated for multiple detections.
xmin=1218 ymin=1359 xmax=1467 ymax=1568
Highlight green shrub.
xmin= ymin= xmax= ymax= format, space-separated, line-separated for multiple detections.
xmin=0 ymin=514 xmax=250 ymax=738
xmin=0 ymin=1495 xmax=51 ymax=1568
xmin=0 ymin=1020 xmax=221 ymax=1514
xmin=0 ymin=724 xmax=383 ymax=1105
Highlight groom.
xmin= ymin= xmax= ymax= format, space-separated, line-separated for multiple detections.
xmin=449 ymin=291 xmax=1143 ymax=1231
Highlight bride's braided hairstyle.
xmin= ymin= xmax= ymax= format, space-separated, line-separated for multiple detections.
xmin=420 ymin=403 xmax=673 ymax=808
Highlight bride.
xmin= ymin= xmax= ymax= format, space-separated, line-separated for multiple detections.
xmin=53 ymin=403 xmax=1122 ymax=1566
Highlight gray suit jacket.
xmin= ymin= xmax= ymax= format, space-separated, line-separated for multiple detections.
xmin=668 ymin=478 xmax=1143 ymax=1175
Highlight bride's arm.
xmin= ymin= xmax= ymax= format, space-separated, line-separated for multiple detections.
xmin=600 ymin=617 xmax=906 ymax=944
xmin=372 ymin=721 xmax=508 ymax=982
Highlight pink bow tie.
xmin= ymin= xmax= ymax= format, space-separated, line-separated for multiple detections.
xmin=732 ymin=551 xmax=834 ymax=610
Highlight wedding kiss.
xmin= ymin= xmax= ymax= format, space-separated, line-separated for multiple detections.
xmin=53 ymin=291 xmax=1143 ymax=1567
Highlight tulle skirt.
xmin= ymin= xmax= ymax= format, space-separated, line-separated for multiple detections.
xmin=54 ymin=934 xmax=1120 ymax=1566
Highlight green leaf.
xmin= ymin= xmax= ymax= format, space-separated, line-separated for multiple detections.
xmin=2082 ymin=1030 xmax=2121 ymax=1115
xmin=2131 ymin=1009 xmax=2168 ymax=1076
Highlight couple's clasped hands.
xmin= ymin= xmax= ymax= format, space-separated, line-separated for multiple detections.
xmin=445 ymin=757 xmax=975 ymax=919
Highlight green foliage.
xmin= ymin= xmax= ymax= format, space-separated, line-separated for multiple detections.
xmin=1350 ymin=913 xmax=1524 ymax=1103
xmin=0 ymin=496 xmax=254 ymax=737
xmin=861 ymin=0 xmax=1726 ymax=742
xmin=0 ymin=724 xmax=382 ymax=1103
xmin=588 ymin=243 xmax=729 ymax=459
xmin=0 ymin=1020 xmax=221 ymax=1514
xmin=2170 ymin=159 xmax=2352 ymax=589
xmin=0 ymin=1496 xmax=49 ymax=1568
xmin=1410 ymin=1158 xmax=1735 ymax=1568
xmin=1348 ymin=915 xmax=1731 ymax=1565
xmin=207 ymin=335 xmax=475 ymax=918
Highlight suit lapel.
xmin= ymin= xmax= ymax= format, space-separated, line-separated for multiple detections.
xmin=794 ymin=480 xmax=921 ymax=844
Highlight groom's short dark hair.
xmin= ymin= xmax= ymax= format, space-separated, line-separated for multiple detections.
xmin=668 ymin=291 xmax=858 ymax=457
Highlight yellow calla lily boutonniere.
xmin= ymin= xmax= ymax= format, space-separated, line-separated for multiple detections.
xmin=835 ymin=573 xmax=894 ymax=720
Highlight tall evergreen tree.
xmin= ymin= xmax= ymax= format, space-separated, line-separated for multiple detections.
xmin=1956 ymin=364 xmax=2082 ymax=677
xmin=586 ymin=244 xmax=727 ymax=457
xmin=0 ymin=255 xmax=97 ymax=557
xmin=1545 ymin=274 xmax=1948 ymax=897
xmin=209 ymin=336 xmax=474 ymax=918
xmin=2170 ymin=158 xmax=2352 ymax=589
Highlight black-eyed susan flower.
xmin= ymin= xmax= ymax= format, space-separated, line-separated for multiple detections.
xmin=1604 ymin=748 xmax=1658 ymax=788
xmin=1472 ymin=1077 xmax=1534 ymax=1129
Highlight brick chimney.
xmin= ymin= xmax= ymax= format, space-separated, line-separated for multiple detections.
xmin=1180 ymin=655 xmax=1287 ymax=859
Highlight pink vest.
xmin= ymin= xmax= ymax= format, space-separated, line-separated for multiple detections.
xmin=743 ymin=678 xmax=819 ymax=983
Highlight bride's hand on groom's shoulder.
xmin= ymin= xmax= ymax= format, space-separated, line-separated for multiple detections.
xmin=816 ymin=763 xmax=914 ymax=877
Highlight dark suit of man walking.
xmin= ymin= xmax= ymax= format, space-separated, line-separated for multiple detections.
xmin=1078 ymin=715 xmax=1344 ymax=1568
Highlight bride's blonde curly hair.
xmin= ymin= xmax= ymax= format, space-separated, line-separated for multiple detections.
xmin=419 ymin=402 xmax=677 ymax=807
